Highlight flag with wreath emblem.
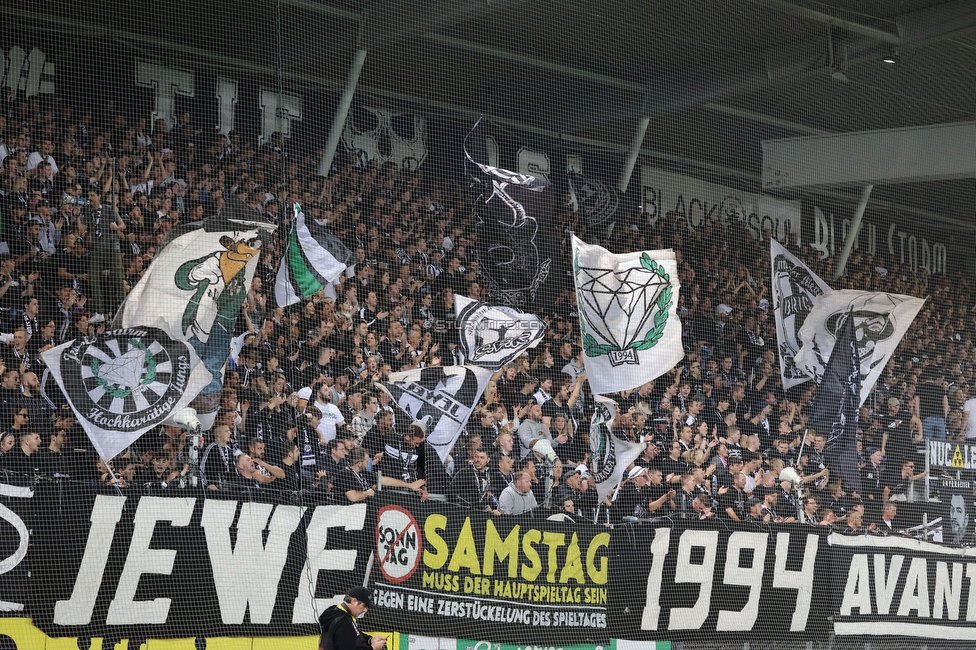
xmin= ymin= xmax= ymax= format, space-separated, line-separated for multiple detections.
xmin=572 ymin=235 xmax=682 ymax=394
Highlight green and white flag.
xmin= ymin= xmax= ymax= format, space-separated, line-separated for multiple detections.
xmin=43 ymin=198 xmax=273 ymax=460
xmin=275 ymin=202 xmax=355 ymax=307
xmin=572 ymin=235 xmax=682 ymax=395
xmin=590 ymin=394 xmax=647 ymax=506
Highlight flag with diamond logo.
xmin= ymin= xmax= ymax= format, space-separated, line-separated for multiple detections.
xmin=572 ymin=234 xmax=682 ymax=394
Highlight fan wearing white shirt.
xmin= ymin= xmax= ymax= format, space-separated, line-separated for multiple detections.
xmin=313 ymin=383 xmax=346 ymax=448
xmin=26 ymin=138 xmax=59 ymax=176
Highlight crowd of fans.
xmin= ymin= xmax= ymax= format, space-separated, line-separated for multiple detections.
xmin=0 ymin=90 xmax=973 ymax=539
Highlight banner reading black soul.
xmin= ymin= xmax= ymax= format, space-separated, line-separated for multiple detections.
xmin=832 ymin=533 xmax=976 ymax=642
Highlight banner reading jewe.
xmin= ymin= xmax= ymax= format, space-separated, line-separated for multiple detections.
xmin=572 ymin=235 xmax=682 ymax=395
xmin=14 ymin=484 xmax=832 ymax=643
xmin=640 ymin=167 xmax=801 ymax=243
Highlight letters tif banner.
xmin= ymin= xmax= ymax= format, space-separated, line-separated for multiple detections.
xmin=832 ymin=533 xmax=976 ymax=641
xmin=607 ymin=524 xmax=831 ymax=641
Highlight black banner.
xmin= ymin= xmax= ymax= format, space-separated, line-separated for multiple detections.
xmin=8 ymin=483 xmax=369 ymax=639
xmin=2 ymin=481 xmax=834 ymax=643
xmin=832 ymin=533 xmax=976 ymax=642
xmin=607 ymin=521 xmax=831 ymax=641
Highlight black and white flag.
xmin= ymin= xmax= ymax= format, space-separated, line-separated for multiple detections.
xmin=770 ymin=239 xmax=831 ymax=390
xmin=568 ymin=171 xmax=620 ymax=228
xmin=808 ymin=311 xmax=862 ymax=495
xmin=590 ymin=395 xmax=646 ymax=505
xmin=796 ymin=290 xmax=924 ymax=406
xmin=466 ymin=121 xmax=554 ymax=310
xmin=376 ymin=365 xmax=492 ymax=463
xmin=41 ymin=327 xmax=210 ymax=461
xmin=454 ymin=294 xmax=546 ymax=370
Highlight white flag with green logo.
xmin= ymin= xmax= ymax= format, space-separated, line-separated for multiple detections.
xmin=275 ymin=202 xmax=355 ymax=307
xmin=572 ymin=235 xmax=682 ymax=395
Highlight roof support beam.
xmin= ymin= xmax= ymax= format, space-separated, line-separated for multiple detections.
xmin=319 ymin=48 xmax=368 ymax=177
xmin=761 ymin=122 xmax=976 ymax=189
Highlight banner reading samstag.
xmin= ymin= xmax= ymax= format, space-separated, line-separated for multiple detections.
xmin=367 ymin=500 xmax=612 ymax=644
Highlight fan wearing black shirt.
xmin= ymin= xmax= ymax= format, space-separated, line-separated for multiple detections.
xmin=490 ymin=453 xmax=516 ymax=496
xmin=452 ymin=450 xmax=497 ymax=514
xmin=333 ymin=447 xmax=378 ymax=505
xmin=718 ymin=471 xmax=749 ymax=522
xmin=661 ymin=441 xmax=690 ymax=485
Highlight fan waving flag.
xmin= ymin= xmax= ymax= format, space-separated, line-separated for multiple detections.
xmin=43 ymin=198 xmax=274 ymax=460
xmin=376 ymin=365 xmax=492 ymax=463
xmin=572 ymin=235 xmax=682 ymax=395
xmin=589 ymin=395 xmax=647 ymax=507
xmin=275 ymin=202 xmax=355 ymax=307
xmin=808 ymin=311 xmax=862 ymax=494
xmin=770 ymin=238 xmax=831 ymax=390
xmin=795 ymin=290 xmax=924 ymax=406
xmin=454 ymin=294 xmax=547 ymax=370
xmin=41 ymin=327 xmax=210 ymax=462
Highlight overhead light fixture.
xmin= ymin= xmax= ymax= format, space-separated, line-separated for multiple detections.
xmin=882 ymin=48 xmax=900 ymax=64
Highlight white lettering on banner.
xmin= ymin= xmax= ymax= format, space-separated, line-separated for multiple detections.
xmin=215 ymin=77 xmax=238 ymax=136
xmin=875 ymin=554 xmax=904 ymax=615
xmin=897 ymin=557 xmax=930 ymax=618
xmin=640 ymin=527 xmax=670 ymax=630
xmin=811 ymin=206 xmax=948 ymax=275
xmin=837 ymin=544 xmax=976 ymax=634
xmin=669 ymin=530 xmax=718 ymax=630
xmin=640 ymin=167 xmax=801 ymax=243
xmin=106 ymin=497 xmax=195 ymax=624
xmin=1 ymin=46 xmax=55 ymax=96
xmin=136 ymin=62 xmax=194 ymax=131
xmin=934 ymin=562 xmax=963 ymax=620
xmin=0 ymin=482 xmax=32 ymax=613
xmin=201 ymin=500 xmax=304 ymax=625
xmin=716 ymin=532 xmax=768 ymax=631
xmin=259 ymin=88 xmax=303 ymax=144
xmin=51 ymin=497 xmax=366 ymax=628
xmin=772 ymin=532 xmax=819 ymax=631
xmin=640 ymin=529 xmax=819 ymax=632
xmin=292 ymin=503 xmax=366 ymax=624
xmin=54 ymin=495 xmax=126 ymax=625
xmin=929 ymin=440 xmax=976 ymax=470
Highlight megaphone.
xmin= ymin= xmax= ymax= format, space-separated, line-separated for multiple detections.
xmin=169 ymin=407 xmax=202 ymax=433
xmin=532 ymin=439 xmax=558 ymax=463
xmin=780 ymin=467 xmax=803 ymax=486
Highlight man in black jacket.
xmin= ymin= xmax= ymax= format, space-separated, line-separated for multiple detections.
xmin=318 ymin=586 xmax=387 ymax=650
